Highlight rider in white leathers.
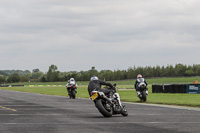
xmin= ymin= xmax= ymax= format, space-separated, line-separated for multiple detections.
xmin=66 ymin=78 xmax=77 ymax=96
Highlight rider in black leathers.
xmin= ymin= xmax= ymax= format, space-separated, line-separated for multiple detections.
xmin=88 ymin=76 xmax=114 ymax=97
xmin=88 ymin=76 xmax=124 ymax=108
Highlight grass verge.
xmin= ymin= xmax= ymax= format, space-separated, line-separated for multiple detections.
xmin=1 ymin=85 xmax=200 ymax=107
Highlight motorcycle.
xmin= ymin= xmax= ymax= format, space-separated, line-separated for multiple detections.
xmin=138 ymin=82 xmax=148 ymax=102
xmin=66 ymin=81 xmax=77 ymax=99
xmin=90 ymin=84 xmax=128 ymax=117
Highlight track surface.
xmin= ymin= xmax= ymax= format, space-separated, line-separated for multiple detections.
xmin=0 ymin=89 xmax=200 ymax=133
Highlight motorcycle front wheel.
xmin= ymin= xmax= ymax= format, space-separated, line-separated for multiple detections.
xmin=96 ymin=99 xmax=113 ymax=117
xmin=121 ymin=105 xmax=128 ymax=116
xmin=141 ymin=91 xmax=147 ymax=102
xmin=71 ymin=90 xmax=76 ymax=99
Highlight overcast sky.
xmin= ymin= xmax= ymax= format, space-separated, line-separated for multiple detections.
xmin=0 ymin=0 xmax=200 ymax=72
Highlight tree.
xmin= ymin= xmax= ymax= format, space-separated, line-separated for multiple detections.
xmin=21 ymin=73 xmax=32 ymax=82
xmin=99 ymin=70 xmax=113 ymax=81
xmin=39 ymin=75 xmax=47 ymax=82
xmin=0 ymin=75 xmax=6 ymax=83
xmin=32 ymin=72 xmax=43 ymax=80
xmin=32 ymin=69 xmax=40 ymax=73
xmin=193 ymin=64 xmax=200 ymax=76
xmin=89 ymin=66 xmax=98 ymax=77
xmin=0 ymin=71 xmax=9 ymax=76
xmin=175 ymin=64 xmax=187 ymax=76
xmin=185 ymin=70 xmax=195 ymax=76
xmin=154 ymin=66 xmax=161 ymax=77
xmin=46 ymin=65 xmax=60 ymax=82
xmin=7 ymin=73 xmax=20 ymax=83
xmin=165 ymin=65 xmax=175 ymax=77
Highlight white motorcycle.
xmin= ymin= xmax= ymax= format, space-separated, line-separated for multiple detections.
xmin=66 ymin=81 xmax=77 ymax=99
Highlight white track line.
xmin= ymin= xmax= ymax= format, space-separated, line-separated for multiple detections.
xmin=125 ymin=102 xmax=200 ymax=111
xmin=2 ymin=122 xmax=200 ymax=125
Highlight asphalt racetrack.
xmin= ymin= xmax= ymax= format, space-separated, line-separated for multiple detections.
xmin=0 ymin=90 xmax=200 ymax=133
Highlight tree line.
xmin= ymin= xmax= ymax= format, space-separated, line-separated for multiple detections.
xmin=1 ymin=64 xmax=200 ymax=83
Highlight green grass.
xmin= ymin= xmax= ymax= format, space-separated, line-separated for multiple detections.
xmin=1 ymin=77 xmax=200 ymax=107
xmin=147 ymin=77 xmax=200 ymax=84
xmin=111 ymin=77 xmax=200 ymax=85
xmin=119 ymin=90 xmax=200 ymax=107
xmin=0 ymin=87 xmax=68 ymax=96
xmin=1 ymin=84 xmax=200 ymax=107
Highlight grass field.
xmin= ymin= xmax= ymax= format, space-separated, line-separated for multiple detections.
xmin=1 ymin=77 xmax=200 ymax=107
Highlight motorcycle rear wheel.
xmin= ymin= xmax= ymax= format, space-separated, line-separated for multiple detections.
xmin=96 ymin=99 xmax=113 ymax=117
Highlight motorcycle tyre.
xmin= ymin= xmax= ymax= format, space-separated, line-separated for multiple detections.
xmin=69 ymin=93 xmax=72 ymax=99
xmin=141 ymin=91 xmax=146 ymax=102
xmin=96 ymin=99 xmax=113 ymax=117
xmin=121 ymin=105 xmax=128 ymax=116
xmin=72 ymin=90 xmax=76 ymax=99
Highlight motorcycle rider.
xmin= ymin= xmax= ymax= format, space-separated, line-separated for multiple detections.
xmin=88 ymin=76 xmax=113 ymax=96
xmin=66 ymin=78 xmax=77 ymax=96
xmin=134 ymin=74 xmax=148 ymax=97
xmin=88 ymin=76 xmax=122 ymax=106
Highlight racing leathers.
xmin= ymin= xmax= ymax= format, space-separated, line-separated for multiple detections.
xmin=88 ymin=79 xmax=113 ymax=96
xmin=66 ymin=80 xmax=77 ymax=96
xmin=134 ymin=78 xmax=148 ymax=97
xmin=88 ymin=79 xmax=122 ymax=106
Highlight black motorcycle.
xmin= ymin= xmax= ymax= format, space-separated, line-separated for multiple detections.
xmin=90 ymin=84 xmax=128 ymax=117
xmin=138 ymin=82 xmax=147 ymax=102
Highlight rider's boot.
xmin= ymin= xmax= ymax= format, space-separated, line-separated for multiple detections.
xmin=146 ymin=90 xmax=148 ymax=96
xmin=114 ymin=93 xmax=122 ymax=107
xmin=137 ymin=91 xmax=141 ymax=98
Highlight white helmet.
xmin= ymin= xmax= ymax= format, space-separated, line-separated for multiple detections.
xmin=70 ymin=78 xmax=74 ymax=81
xmin=90 ymin=76 xmax=98 ymax=81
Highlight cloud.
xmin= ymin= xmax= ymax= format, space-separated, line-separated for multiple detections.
xmin=0 ymin=0 xmax=200 ymax=72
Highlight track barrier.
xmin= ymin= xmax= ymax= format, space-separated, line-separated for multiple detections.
xmin=152 ymin=84 xmax=200 ymax=94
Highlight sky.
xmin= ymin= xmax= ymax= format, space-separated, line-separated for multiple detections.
xmin=0 ymin=0 xmax=200 ymax=72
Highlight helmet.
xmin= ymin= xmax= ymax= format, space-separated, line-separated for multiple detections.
xmin=90 ymin=76 xmax=98 ymax=81
xmin=137 ymin=74 xmax=142 ymax=78
xmin=70 ymin=78 xmax=74 ymax=81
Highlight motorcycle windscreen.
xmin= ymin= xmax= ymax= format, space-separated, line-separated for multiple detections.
xmin=137 ymin=78 xmax=144 ymax=82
